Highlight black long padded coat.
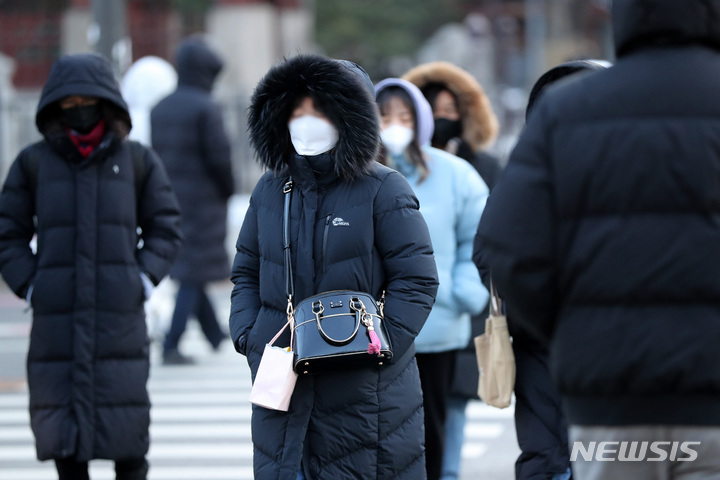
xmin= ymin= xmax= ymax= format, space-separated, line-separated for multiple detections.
xmin=475 ymin=0 xmax=720 ymax=427
xmin=0 ymin=53 xmax=182 ymax=461
xmin=230 ymin=54 xmax=439 ymax=480
xmin=151 ymin=37 xmax=233 ymax=284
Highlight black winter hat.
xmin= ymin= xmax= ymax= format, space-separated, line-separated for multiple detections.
xmin=526 ymin=59 xmax=611 ymax=120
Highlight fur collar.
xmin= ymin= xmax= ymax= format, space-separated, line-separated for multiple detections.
xmin=248 ymin=54 xmax=380 ymax=181
xmin=402 ymin=61 xmax=498 ymax=151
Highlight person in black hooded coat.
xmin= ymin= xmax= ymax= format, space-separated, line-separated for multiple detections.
xmin=230 ymin=53 xmax=439 ymax=480
xmin=0 ymin=53 xmax=182 ymax=480
xmin=485 ymin=59 xmax=609 ymax=480
xmin=475 ymin=0 xmax=720 ymax=478
xmin=151 ymin=35 xmax=234 ymax=364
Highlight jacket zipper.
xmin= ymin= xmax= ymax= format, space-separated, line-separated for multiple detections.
xmin=322 ymin=214 xmax=332 ymax=275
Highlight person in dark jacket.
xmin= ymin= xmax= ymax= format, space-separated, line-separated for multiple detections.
xmin=230 ymin=53 xmax=439 ymax=480
xmin=475 ymin=0 xmax=720 ymax=478
xmin=401 ymin=61 xmax=500 ymax=480
xmin=0 ymin=53 xmax=182 ymax=480
xmin=151 ymin=35 xmax=234 ymax=365
xmin=492 ymin=59 xmax=610 ymax=480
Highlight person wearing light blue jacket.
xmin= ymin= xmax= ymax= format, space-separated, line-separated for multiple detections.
xmin=375 ymin=78 xmax=489 ymax=480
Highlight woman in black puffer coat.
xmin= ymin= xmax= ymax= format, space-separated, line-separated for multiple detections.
xmin=230 ymin=53 xmax=439 ymax=480
xmin=0 ymin=53 xmax=182 ymax=480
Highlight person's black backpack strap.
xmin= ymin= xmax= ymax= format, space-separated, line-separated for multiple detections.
xmin=128 ymin=140 xmax=147 ymax=207
xmin=21 ymin=147 xmax=41 ymax=199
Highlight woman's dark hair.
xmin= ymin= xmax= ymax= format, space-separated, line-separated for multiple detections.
xmin=376 ymin=86 xmax=428 ymax=183
xmin=281 ymin=92 xmax=336 ymax=159
xmin=420 ymin=82 xmax=458 ymax=116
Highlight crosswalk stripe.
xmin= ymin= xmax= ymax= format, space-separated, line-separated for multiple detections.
xmin=0 ymin=423 xmax=255 ymax=443
xmin=0 ymin=466 xmax=255 ymax=480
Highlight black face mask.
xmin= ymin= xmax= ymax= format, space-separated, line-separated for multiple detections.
xmin=432 ymin=118 xmax=463 ymax=148
xmin=61 ymin=104 xmax=102 ymax=134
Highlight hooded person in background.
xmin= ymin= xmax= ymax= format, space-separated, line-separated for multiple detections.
xmin=231 ymin=54 xmax=439 ymax=480
xmin=374 ymin=77 xmax=488 ymax=480
xmin=0 ymin=53 xmax=182 ymax=480
xmin=151 ymin=35 xmax=234 ymax=365
xmin=402 ymin=61 xmax=501 ymax=189
xmin=401 ymin=61 xmax=500 ymax=480
xmin=475 ymin=0 xmax=720 ymax=478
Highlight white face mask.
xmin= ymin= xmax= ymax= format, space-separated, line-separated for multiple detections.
xmin=288 ymin=115 xmax=339 ymax=156
xmin=381 ymin=124 xmax=414 ymax=156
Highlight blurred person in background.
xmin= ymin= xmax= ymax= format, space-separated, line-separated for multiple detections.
xmin=402 ymin=61 xmax=500 ymax=480
xmin=475 ymin=0 xmax=720 ymax=478
xmin=0 ymin=52 xmax=182 ymax=480
xmin=151 ymin=35 xmax=234 ymax=365
xmin=231 ymin=53 xmax=439 ymax=480
xmin=374 ymin=77 xmax=488 ymax=480
xmin=402 ymin=61 xmax=501 ymax=189
xmin=121 ymin=56 xmax=179 ymax=341
xmin=121 ymin=56 xmax=177 ymax=146
xmin=480 ymin=58 xmax=610 ymax=480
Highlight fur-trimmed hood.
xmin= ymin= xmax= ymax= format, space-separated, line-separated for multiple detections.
xmin=248 ymin=54 xmax=380 ymax=181
xmin=402 ymin=61 xmax=498 ymax=151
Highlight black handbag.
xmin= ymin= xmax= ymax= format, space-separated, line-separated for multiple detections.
xmin=282 ymin=178 xmax=393 ymax=375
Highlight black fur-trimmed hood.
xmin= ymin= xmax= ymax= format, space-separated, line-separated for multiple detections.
xmin=248 ymin=54 xmax=380 ymax=180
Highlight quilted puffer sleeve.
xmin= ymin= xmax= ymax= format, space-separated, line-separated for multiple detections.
xmin=229 ymin=181 xmax=263 ymax=355
xmin=0 ymin=149 xmax=38 ymax=298
xmin=135 ymin=145 xmax=183 ymax=284
xmin=374 ymin=170 xmax=439 ymax=360
xmin=451 ymin=160 xmax=489 ymax=315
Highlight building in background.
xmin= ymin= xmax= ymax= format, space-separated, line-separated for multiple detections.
xmin=0 ymin=0 xmax=610 ymax=184
xmin=0 ymin=0 xmax=314 ymax=190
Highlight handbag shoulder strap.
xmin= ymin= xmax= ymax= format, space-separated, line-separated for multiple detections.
xmin=283 ymin=178 xmax=294 ymax=304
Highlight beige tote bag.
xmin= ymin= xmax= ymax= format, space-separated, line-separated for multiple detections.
xmin=474 ymin=282 xmax=515 ymax=409
xmin=249 ymin=317 xmax=298 ymax=411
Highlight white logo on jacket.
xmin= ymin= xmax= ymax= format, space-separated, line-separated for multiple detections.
xmin=332 ymin=217 xmax=350 ymax=227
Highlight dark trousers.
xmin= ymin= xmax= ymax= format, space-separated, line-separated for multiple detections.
xmin=416 ymin=350 xmax=457 ymax=480
xmin=513 ymin=340 xmax=571 ymax=480
xmin=55 ymin=457 xmax=148 ymax=480
xmin=163 ymin=283 xmax=225 ymax=352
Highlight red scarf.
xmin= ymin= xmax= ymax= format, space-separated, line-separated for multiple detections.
xmin=66 ymin=120 xmax=106 ymax=158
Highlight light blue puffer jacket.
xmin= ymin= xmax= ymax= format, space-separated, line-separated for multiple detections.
xmin=389 ymin=147 xmax=488 ymax=352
